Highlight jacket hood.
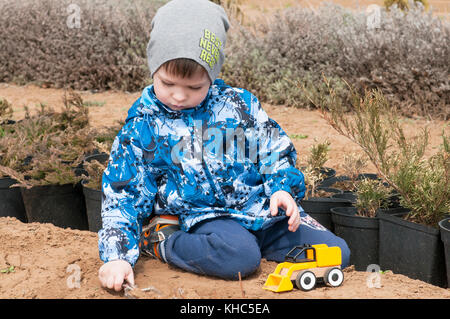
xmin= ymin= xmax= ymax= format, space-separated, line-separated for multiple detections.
xmin=124 ymin=85 xmax=165 ymax=124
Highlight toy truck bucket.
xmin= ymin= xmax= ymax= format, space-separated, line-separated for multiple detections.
xmin=263 ymin=273 xmax=293 ymax=292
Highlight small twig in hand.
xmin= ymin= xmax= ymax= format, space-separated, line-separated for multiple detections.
xmin=123 ymin=283 xmax=137 ymax=298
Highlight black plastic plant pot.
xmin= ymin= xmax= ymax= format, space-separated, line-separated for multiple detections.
xmin=319 ymin=167 xmax=337 ymax=185
xmin=376 ymin=207 xmax=411 ymax=216
xmin=357 ymin=173 xmax=380 ymax=181
xmin=84 ymin=153 xmax=109 ymax=165
xmin=306 ymin=187 xmax=343 ymax=199
xmin=378 ymin=211 xmax=447 ymax=287
xmin=387 ymin=192 xmax=401 ymax=208
xmin=319 ymin=175 xmax=350 ymax=188
xmin=331 ymin=192 xmax=357 ymax=204
xmin=81 ymin=180 xmax=102 ymax=233
xmin=20 ymin=183 xmax=88 ymax=230
xmin=0 ymin=177 xmax=27 ymax=222
xmin=438 ymin=218 xmax=450 ymax=288
xmin=300 ymin=197 xmax=353 ymax=232
xmin=330 ymin=206 xmax=379 ymax=271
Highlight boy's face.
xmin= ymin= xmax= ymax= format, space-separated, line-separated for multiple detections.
xmin=153 ymin=66 xmax=211 ymax=111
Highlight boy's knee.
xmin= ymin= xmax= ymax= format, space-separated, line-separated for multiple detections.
xmin=235 ymin=240 xmax=261 ymax=279
xmin=208 ymin=231 xmax=261 ymax=280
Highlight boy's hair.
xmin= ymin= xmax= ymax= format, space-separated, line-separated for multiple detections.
xmin=161 ymin=58 xmax=205 ymax=79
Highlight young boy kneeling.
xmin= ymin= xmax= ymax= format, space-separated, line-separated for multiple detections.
xmin=98 ymin=0 xmax=350 ymax=292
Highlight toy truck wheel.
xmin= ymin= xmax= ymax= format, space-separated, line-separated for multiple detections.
xmin=324 ymin=267 xmax=344 ymax=287
xmin=295 ymin=271 xmax=317 ymax=291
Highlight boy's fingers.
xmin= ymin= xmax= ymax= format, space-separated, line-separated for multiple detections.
xmin=114 ymin=274 xmax=125 ymax=292
xmin=294 ymin=213 xmax=300 ymax=229
xmin=270 ymin=196 xmax=278 ymax=216
xmin=106 ymin=275 xmax=115 ymax=290
xmin=125 ymin=270 xmax=135 ymax=287
xmin=288 ymin=215 xmax=296 ymax=230
xmin=288 ymin=202 xmax=296 ymax=217
xmin=288 ymin=210 xmax=296 ymax=224
xmin=288 ymin=209 xmax=300 ymax=232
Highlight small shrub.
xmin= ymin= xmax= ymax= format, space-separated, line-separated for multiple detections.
xmin=0 ymin=0 xmax=161 ymax=92
xmin=301 ymin=165 xmax=324 ymax=200
xmin=341 ymin=153 xmax=368 ymax=182
xmin=0 ymin=92 xmax=100 ymax=187
xmin=297 ymin=140 xmax=331 ymax=199
xmin=307 ymin=140 xmax=331 ymax=170
xmin=329 ymin=152 xmax=369 ymax=191
xmin=315 ymin=79 xmax=449 ymax=226
xmin=355 ymin=178 xmax=391 ymax=217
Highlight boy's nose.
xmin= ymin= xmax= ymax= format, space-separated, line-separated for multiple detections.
xmin=172 ymin=90 xmax=187 ymax=104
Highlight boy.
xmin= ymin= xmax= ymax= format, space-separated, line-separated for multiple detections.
xmin=98 ymin=0 xmax=350 ymax=292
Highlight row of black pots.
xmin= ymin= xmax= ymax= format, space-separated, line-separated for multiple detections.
xmin=301 ymin=172 xmax=450 ymax=288
xmin=0 ymin=178 xmax=90 ymax=230
xmin=300 ymin=187 xmax=353 ymax=232
xmin=0 ymin=153 xmax=107 ymax=233
xmin=301 ymin=171 xmax=379 ymax=232
xmin=330 ymin=206 xmax=450 ymax=288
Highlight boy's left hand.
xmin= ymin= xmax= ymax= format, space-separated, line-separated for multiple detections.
xmin=270 ymin=190 xmax=300 ymax=232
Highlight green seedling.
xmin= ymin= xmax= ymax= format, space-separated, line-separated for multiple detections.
xmin=290 ymin=134 xmax=308 ymax=140
xmin=1 ymin=266 xmax=15 ymax=274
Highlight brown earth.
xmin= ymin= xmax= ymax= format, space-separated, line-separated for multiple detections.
xmin=0 ymin=83 xmax=449 ymax=299
xmin=0 ymin=216 xmax=449 ymax=299
xmin=0 ymin=0 xmax=449 ymax=301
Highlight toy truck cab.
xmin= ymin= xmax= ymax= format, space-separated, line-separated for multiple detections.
xmin=263 ymin=244 xmax=344 ymax=292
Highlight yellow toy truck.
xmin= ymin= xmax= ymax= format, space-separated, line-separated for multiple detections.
xmin=263 ymin=244 xmax=343 ymax=292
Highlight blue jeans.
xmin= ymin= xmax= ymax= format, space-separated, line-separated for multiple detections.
xmin=162 ymin=213 xmax=350 ymax=280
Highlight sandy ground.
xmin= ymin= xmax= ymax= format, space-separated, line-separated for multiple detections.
xmin=0 ymin=217 xmax=449 ymax=299
xmin=0 ymin=0 xmax=449 ymax=301
xmin=0 ymin=83 xmax=449 ymax=299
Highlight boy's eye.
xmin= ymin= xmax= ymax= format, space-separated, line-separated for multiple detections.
xmin=162 ymin=81 xmax=173 ymax=87
xmin=189 ymin=86 xmax=202 ymax=90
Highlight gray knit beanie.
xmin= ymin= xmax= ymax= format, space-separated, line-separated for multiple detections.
xmin=147 ymin=0 xmax=230 ymax=83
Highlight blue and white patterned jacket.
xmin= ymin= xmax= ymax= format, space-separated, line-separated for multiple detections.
xmin=98 ymin=79 xmax=306 ymax=266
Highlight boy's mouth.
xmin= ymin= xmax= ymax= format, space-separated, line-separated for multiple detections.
xmin=171 ymin=104 xmax=191 ymax=110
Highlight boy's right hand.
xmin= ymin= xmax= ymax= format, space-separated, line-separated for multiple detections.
xmin=98 ymin=259 xmax=135 ymax=292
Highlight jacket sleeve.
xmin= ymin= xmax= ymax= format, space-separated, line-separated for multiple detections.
xmin=98 ymin=119 xmax=158 ymax=267
xmin=246 ymin=92 xmax=306 ymax=204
